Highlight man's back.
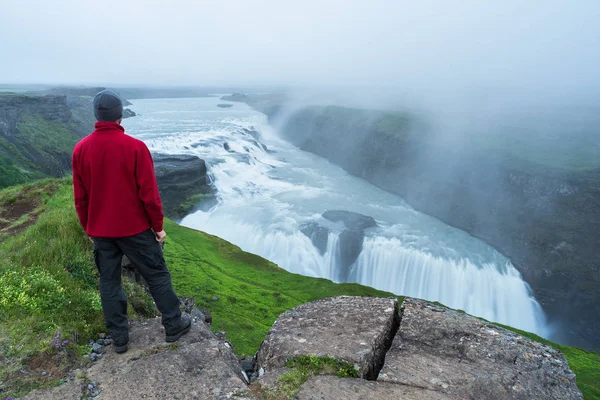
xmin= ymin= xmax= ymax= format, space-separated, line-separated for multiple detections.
xmin=72 ymin=121 xmax=163 ymax=238
xmin=71 ymin=89 xmax=190 ymax=354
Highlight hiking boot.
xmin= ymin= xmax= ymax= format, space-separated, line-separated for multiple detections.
xmin=114 ymin=341 xmax=128 ymax=354
xmin=165 ymin=315 xmax=192 ymax=343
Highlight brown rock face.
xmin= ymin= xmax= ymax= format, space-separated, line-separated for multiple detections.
xmin=256 ymin=296 xmax=400 ymax=380
xmin=379 ymin=298 xmax=583 ymax=400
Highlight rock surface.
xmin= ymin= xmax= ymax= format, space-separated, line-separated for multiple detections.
xmin=152 ymin=153 xmax=213 ymax=218
xmin=20 ymin=296 xmax=584 ymax=400
xmin=256 ymin=296 xmax=399 ymax=380
xmin=295 ymin=376 xmax=451 ymax=400
xmin=122 ymin=107 xmax=136 ymax=118
xmin=379 ymin=298 xmax=583 ymax=400
xmin=0 ymin=94 xmax=71 ymax=136
xmin=299 ymin=222 xmax=330 ymax=254
xmin=22 ymin=317 xmax=248 ymax=400
xmin=322 ymin=210 xmax=377 ymax=231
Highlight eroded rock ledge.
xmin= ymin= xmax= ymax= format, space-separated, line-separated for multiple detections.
xmin=254 ymin=297 xmax=582 ymax=400
xmin=22 ymin=312 xmax=249 ymax=400
xmin=21 ymin=297 xmax=582 ymax=400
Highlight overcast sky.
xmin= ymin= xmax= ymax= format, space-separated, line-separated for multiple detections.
xmin=1 ymin=0 xmax=599 ymax=92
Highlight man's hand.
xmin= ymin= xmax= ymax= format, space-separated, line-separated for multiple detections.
xmin=155 ymin=230 xmax=167 ymax=243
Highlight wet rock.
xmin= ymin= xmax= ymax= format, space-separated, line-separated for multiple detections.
xmin=91 ymin=343 xmax=103 ymax=354
xmin=122 ymin=108 xmax=136 ymax=118
xmin=322 ymin=210 xmax=377 ymax=231
xmin=378 ymin=298 xmax=583 ymax=400
xmin=249 ymin=371 xmax=259 ymax=383
xmin=296 ymin=376 xmax=450 ymax=400
xmin=256 ymin=296 xmax=399 ymax=380
xmin=240 ymin=358 xmax=255 ymax=374
xmin=224 ymin=142 xmax=232 ymax=152
xmin=300 ymin=222 xmax=330 ymax=254
xmin=337 ymin=228 xmax=364 ymax=281
xmin=221 ymin=93 xmax=248 ymax=102
xmin=152 ymin=153 xmax=212 ymax=218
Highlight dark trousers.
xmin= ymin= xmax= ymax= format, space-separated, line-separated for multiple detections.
xmin=92 ymin=229 xmax=181 ymax=343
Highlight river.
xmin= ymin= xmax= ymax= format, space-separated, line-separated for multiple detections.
xmin=123 ymin=96 xmax=549 ymax=336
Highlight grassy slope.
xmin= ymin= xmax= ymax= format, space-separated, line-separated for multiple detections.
xmin=0 ymin=112 xmax=80 ymax=188
xmin=0 ymin=178 xmax=598 ymax=399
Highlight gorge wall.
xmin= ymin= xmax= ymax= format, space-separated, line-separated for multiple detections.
xmin=0 ymin=94 xmax=78 ymax=187
xmin=242 ymin=99 xmax=600 ymax=352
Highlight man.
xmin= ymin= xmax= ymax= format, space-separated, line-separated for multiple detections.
xmin=72 ymin=89 xmax=191 ymax=354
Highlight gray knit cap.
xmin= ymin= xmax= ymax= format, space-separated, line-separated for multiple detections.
xmin=93 ymin=89 xmax=123 ymax=122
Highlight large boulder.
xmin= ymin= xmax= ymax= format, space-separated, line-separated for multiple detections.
xmin=378 ymin=298 xmax=583 ymax=400
xmin=299 ymin=222 xmax=330 ymax=255
xmin=256 ymin=296 xmax=400 ymax=380
xmin=153 ymin=153 xmax=213 ymax=218
xmin=322 ymin=210 xmax=377 ymax=231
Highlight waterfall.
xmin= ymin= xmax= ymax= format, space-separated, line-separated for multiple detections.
xmin=323 ymin=232 xmax=341 ymax=282
xmin=350 ymin=236 xmax=547 ymax=334
xmin=124 ymin=97 xmax=550 ymax=339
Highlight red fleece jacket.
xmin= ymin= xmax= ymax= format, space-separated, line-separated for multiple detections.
xmin=72 ymin=121 xmax=164 ymax=237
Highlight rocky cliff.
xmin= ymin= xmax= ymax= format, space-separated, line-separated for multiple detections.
xmin=0 ymin=94 xmax=71 ymax=136
xmin=21 ymin=296 xmax=583 ymax=399
xmin=153 ymin=153 xmax=214 ymax=218
xmin=0 ymin=94 xmax=79 ymax=187
xmin=233 ymin=97 xmax=600 ymax=352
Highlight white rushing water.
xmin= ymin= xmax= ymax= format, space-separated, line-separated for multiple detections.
xmin=124 ymin=97 xmax=549 ymax=336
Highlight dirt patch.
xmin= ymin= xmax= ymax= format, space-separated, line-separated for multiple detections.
xmin=0 ymin=350 xmax=72 ymax=397
xmin=0 ymin=199 xmax=41 ymax=236
xmin=0 ymin=182 xmax=59 ymax=237
xmin=27 ymin=351 xmax=69 ymax=381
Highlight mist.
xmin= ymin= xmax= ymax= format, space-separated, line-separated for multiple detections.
xmin=1 ymin=0 xmax=599 ymax=98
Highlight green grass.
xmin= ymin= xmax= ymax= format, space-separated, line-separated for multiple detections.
xmin=171 ymin=192 xmax=215 ymax=219
xmin=15 ymin=113 xmax=80 ymax=164
xmin=0 ymin=137 xmax=43 ymax=187
xmin=253 ymin=356 xmax=358 ymax=400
